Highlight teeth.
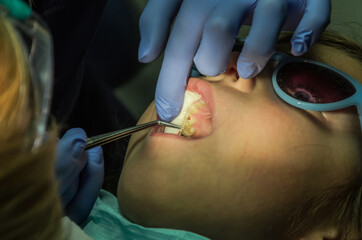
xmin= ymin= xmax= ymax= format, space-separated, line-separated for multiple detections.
xmin=164 ymin=90 xmax=203 ymax=137
xmin=181 ymin=113 xmax=196 ymax=137
xmin=182 ymin=127 xmax=195 ymax=137
xmin=186 ymin=113 xmax=196 ymax=125
xmin=188 ymin=104 xmax=198 ymax=114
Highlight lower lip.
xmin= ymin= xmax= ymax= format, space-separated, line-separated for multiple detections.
xmin=150 ymin=125 xmax=187 ymax=140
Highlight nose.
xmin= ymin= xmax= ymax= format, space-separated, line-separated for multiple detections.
xmin=219 ymin=52 xmax=256 ymax=93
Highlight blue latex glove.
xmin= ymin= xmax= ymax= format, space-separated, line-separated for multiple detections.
xmin=55 ymin=128 xmax=104 ymax=224
xmin=0 ymin=0 xmax=32 ymax=20
xmin=138 ymin=0 xmax=331 ymax=121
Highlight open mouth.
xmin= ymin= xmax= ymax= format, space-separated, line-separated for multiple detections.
xmin=163 ymin=78 xmax=214 ymax=139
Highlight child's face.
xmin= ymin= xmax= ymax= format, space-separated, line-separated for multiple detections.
xmin=118 ymin=45 xmax=362 ymax=239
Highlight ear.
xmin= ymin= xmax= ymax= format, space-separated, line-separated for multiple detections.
xmin=299 ymin=227 xmax=338 ymax=240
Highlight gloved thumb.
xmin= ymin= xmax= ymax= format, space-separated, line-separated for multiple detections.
xmin=65 ymin=146 xmax=104 ymax=224
xmin=55 ymin=128 xmax=88 ymax=195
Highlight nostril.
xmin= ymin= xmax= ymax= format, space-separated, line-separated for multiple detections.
xmin=225 ymin=65 xmax=239 ymax=80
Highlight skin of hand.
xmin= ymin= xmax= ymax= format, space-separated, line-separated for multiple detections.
xmin=55 ymin=128 xmax=104 ymax=224
xmin=138 ymin=0 xmax=331 ymax=121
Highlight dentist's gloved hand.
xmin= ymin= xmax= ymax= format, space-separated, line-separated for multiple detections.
xmin=138 ymin=0 xmax=331 ymax=121
xmin=55 ymin=128 xmax=104 ymax=225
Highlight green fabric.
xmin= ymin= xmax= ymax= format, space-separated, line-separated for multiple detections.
xmin=61 ymin=217 xmax=93 ymax=240
xmin=0 ymin=0 xmax=32 ymax=20
xmin=83 ymin=190 xmax=210 ymax=240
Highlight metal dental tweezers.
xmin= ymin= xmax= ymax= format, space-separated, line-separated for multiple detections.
xmin=86 ymin=120 xmax=183 ymax=150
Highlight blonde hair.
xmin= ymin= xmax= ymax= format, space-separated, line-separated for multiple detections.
xmin=276 ymin=31 xmax=362 ymax=240
xmin=0 ymin=15 xmax=62 ymax=239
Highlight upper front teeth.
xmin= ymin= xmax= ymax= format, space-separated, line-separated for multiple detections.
xmin=164 ymin=90 xmax=202 ymax=136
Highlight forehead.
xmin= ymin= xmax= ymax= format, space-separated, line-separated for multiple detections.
xmin=278 ymin=43 xmax=362 ymax=85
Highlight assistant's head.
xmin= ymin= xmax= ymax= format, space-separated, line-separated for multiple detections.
xmin=118 ymin=32 xmax=362 ymax=240
xmin=0 ymin=13 xmax=62 ymax=240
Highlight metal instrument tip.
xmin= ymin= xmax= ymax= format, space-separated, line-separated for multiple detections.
xmin=157 ymin=120 xmax=184 ymax=130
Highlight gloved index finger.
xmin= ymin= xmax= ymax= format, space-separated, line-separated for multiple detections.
xmin=155 ymin=1 xmax=216 ymax=121
xmin=237 ymin=0 xmax=288 ymax=79
xmin=290 ymin=0 xmax=331 ymax=56
xmin=138 ymin=0 xmax=182 ymax=62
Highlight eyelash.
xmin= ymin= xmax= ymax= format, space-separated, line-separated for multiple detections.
xmin=286 ymin=86 xmax=320 ymax=103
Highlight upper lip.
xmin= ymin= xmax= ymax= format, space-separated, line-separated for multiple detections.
xmin=186 ymin=77 xmax=215 ymax=128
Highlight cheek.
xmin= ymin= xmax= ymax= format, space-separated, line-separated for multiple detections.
xmin=324 ymin=106 xmax=361 ymax=133
xmin=220 ymin=138 xmax=336 ymax=223
xmin=218 ymin=98 xmax=307 ymax=158
xmin=212 ymin=93 xmax=337 ymax=202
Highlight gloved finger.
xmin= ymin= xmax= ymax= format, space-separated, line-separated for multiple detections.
xmin=55 ymin=128 xmax=87 ymax=177
xmin=194 ymin=1 xmax=251 ymax=76
xmin=290 ymin=0 xmax=331 ymax=56
xmin=155 ymin=0 xmax=216 ymax=121
xmin=58 ymin=152 xmax=87 ymax=197
xmin=55 ymin=128 xmax=87 ymax=195
xmin=138 ymin=0 xmax=182 ymax=62
xmin=65 ymin=146 xmax=104 ymax=224
xmin=60 ymin=176 xmax=79 ymax=207
xmin=237 ymin=0 xmax=288 ymax=79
